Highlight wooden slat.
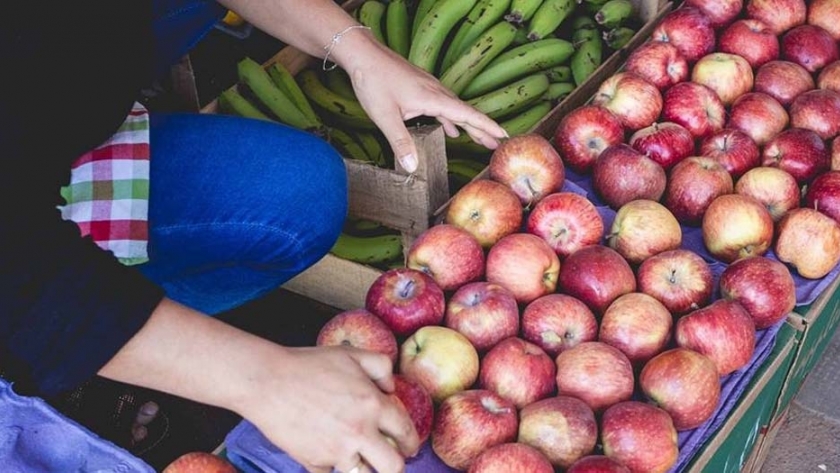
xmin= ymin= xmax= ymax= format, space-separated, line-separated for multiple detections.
xmin=282 ymin=253 xmax=384 ymax=310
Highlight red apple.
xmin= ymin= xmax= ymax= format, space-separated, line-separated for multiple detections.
xmin=699 ymin=128 xmax=760 ymax=179
xmin=789 ymin=89 xmax=840 ymax=140
xmin=598 ymin=292 xmax=673 ymax=366
xmin=399 ymin=325 xmax=480 ymax=402
xmin=591 ymin=72 xmax=663 ymax=130
xmin=521 ymin=293 xmax=599 ymax=357
xmin=753 ymin=60 xmax=815 ymax=106
xmin=445 ymin=178 xmax=523 ymax=248
xmin=719 ymin=19 xmax=780 ymax=68
xmin=555 ymin=341 xmax=635 ymax=412
xmin=775 ymin=208 xmax=840 ymax=279
xmin=833 ymin=137 xmax=840 ymax=170
xmin=526 ymin=191 xmax=604 ymax=258
xmin=391 ymin=374 xmax=434 ymax=444
xmin=746 ymin=0 xmax=806 ymax=35
xmin=488 ymin=133 xmax=565 ymax=205
xmin=623 ymin=41 xmax=689 ymax=91
xmin=781 ymin=24 xmax=840 ymax=73
xmin=734 ymin=166 xmax=800 ymax=221
xmin=406 ymin=224 xmax=485 ymax=291
xmin=761 ymin=127 xmax=829 ymax=184
xmin=567 ymin=455 xmax=631 ymax=473
xmin=691 ymin=52 xmax=754 ymax=106
xmin=817 ymin=60 xmax=840 ymax=92
xmin=808 ymin=0 xmax=840 ymax=40
xmin=467 ymin=443 xmax=554 ymax=473
xmin=162 ymin=452 xmax=236 ymax=473
xmin=486 ymin=233 xmax=560 ymax=304
xmin=553 ymin=105 xmax=625 ymax=173
xmin=650 ymin=7 xmax=716 ymax=62
xmin=431 ymin=389 xmax=518 ymax=471
xmin=805 ymin=170 xmax=840 ymax=224
xmin=559 ymin=245 xmax=637 ymax=315
xmin=365 ymin=268 xmax=445 ymax=336
xmin=701 ymin=194 xmax=774 ymax=263
xmin=316 ymin=308 xmax=399 ymax=364
xmin=675 ymin=299 xmax=756 ymax=376
xmin=685 ymin=0 xmax=742 ymax=28
xmin=600 ymin=401 xmax=679 ymax=473
xmin=661 ymin=82 xmax=726 ymax=138
xmin=719 ymin=256 xmax=797 ymax=329
xmin=608 ymin=199 xmax=682 ymax=264
xmin=518 ymin=396 xmax=598 ymax=469
xmin=479 ymin=337 xmax=556 ymax=409
xmin=639 ymin=348 xmax=721 ymax=431
xmin=636 ymin=248 xmax=714 ymax=315
xmin=727 ymin=92 xmax=789 ymax=146
xmin=628 ymin=121 xmax=695 ymax=171
xmin=445 ymin=281 xmax=520 ymax=353
xmin=592 ymin=143 xmax=667 ymax=209
xmin=664 ymin=156 xmax=734 ymax=226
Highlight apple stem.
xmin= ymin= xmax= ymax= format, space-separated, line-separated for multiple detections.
xmin=399 ymin=279 xmax=416 ymax=299
xmin=669 ymin=269 xmax=678 ymax=284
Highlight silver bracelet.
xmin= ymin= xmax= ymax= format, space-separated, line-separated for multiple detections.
xmin=322 ymin=25 xmax=371 ymax=71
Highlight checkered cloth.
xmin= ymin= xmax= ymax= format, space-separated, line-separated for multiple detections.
xmin=59 ymin=102 xmax=150 ymax=266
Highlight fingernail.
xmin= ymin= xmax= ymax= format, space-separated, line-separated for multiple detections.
xmin=399 ymin=153 xmax=418 ymax=173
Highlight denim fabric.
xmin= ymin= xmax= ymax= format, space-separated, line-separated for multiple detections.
xmin=138 ymin=113 xmax=348 ymax=315
xmin=151 ymin=0 xmax=227 ymax=76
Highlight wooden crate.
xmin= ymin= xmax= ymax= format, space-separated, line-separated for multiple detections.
xmin=202 ymin=0 xmax=670 ymax=311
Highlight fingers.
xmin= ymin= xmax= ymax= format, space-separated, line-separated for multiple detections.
xmin=346 ymin=348 xmax=395 ymax=393
xmin=357 ymin=433 xmax=409 ymax=473
xmin=373 ymin=111 xmax=420 ymax=173
xmin=333 ymin=453 xmax=366 ymax=473
xmin=377 ymin=396 xmax=421 ymax=458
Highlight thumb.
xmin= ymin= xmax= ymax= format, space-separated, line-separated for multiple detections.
xmin=347 ymin=348 xmax=396 ymax=393
xmin=379 ymin=120 xmax=419 ymax=173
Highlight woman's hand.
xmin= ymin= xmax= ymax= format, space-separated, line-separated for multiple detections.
xmin=240 ymin=345 xmax=420 ymax=473
xmin=335 ymin=31 xmax=508 ymax=173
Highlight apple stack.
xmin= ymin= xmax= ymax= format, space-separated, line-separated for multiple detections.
xmin=556 ymin=0 xmax=840 ymax=281
xmin=313 ymin=131 xmax=802 ymax=473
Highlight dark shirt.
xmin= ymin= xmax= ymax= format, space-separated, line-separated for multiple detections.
xmin=0 ymin=2 xmax=166 ymax=396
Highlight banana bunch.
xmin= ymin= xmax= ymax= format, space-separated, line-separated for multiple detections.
xmin=217 ymin=57 xmax=390 ymax=167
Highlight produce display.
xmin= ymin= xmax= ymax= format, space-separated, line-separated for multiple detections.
xmin=305 ymin=0 xmax=840 ymax=471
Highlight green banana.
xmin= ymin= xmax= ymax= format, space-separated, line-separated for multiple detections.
xmin=460 ymin=38 xmax=574 ymax=99
xmin=466 ymin=73 xmax=550 ymax=119
xmin=218 ymin=88 xmax=272 ymax=122
xmin=595 ymin=0 xmax=633 ymax=28
xmin=445 ymin=100 xmax=552 ymax=154
xmin=543 ymin=81 xmax=575 ymax=103
xmin=330 ymin=233 xmax=404 ymax=264
xmin=344 ymin=216 xmax=390 ymax=236
xmin=323 ymin=68 xmax=357 ymax=101
xmin=448 ymin=158 xmax=485 ymax=180
xmin=527 ymin=0 xmax=575 ymax=41
xmin=237 ymin=57 xmax=320 ymax=131
xmin=570 ymin=26 xmax=603 ymax=86
xmin=439 ymin=21 xmax=518 ymax=96
xmin=580 ymin=0 xmax=611 ymax=14
xmin=298 ymin=69 xmax=377 ymax=130
xmin=604 ymin=26 xmax=635 ymax=49
xmin=328 ymin=128 xmax=374 ymax=163
xmin=408 ymin=0 xmax=478 ymax=73
xmin=439 ymin=0 xmax=512 ymax=73
xmin=512 ymin=25 xmax=530 ymax=45
xmin=354 ymin=131 xmax=387 ymax=167
xmin=411 ymin=0 xmax=439 ymax=40
xmin=359 ymin=1 xmax=387 ymax=45
xmin=385 ymin=0 xmax=411 ymax=57
xmin=545 ymin=65 xmax=572 ymax=82
xmin=506 ymin=0 xmax=546 ymax=25
xmin=571 ymin=15 xmax=597 ymax=30
xmin=499 ymin=99 xmax=553 ymax=135
xmin=266 ymin=62 xmax=322 ymax=128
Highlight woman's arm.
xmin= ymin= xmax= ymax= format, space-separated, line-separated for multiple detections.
xmin=216 ymin=0 xmax=508 ymax=172
xmin=99 ymin=297 xmax=419 ymax=473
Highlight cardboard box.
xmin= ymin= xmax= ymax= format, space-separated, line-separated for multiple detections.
xmin=203 ymin=0 xmax=672 ymax=311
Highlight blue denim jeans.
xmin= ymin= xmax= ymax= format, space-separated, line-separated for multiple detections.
xmin=138 ymin=2 xmax=348 ymax=315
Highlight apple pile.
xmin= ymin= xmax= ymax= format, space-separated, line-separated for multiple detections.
xmin=561 ymin=0 xmax=840 ymax=280
xmin=310 ymin=1 xmax=840 ymax=470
